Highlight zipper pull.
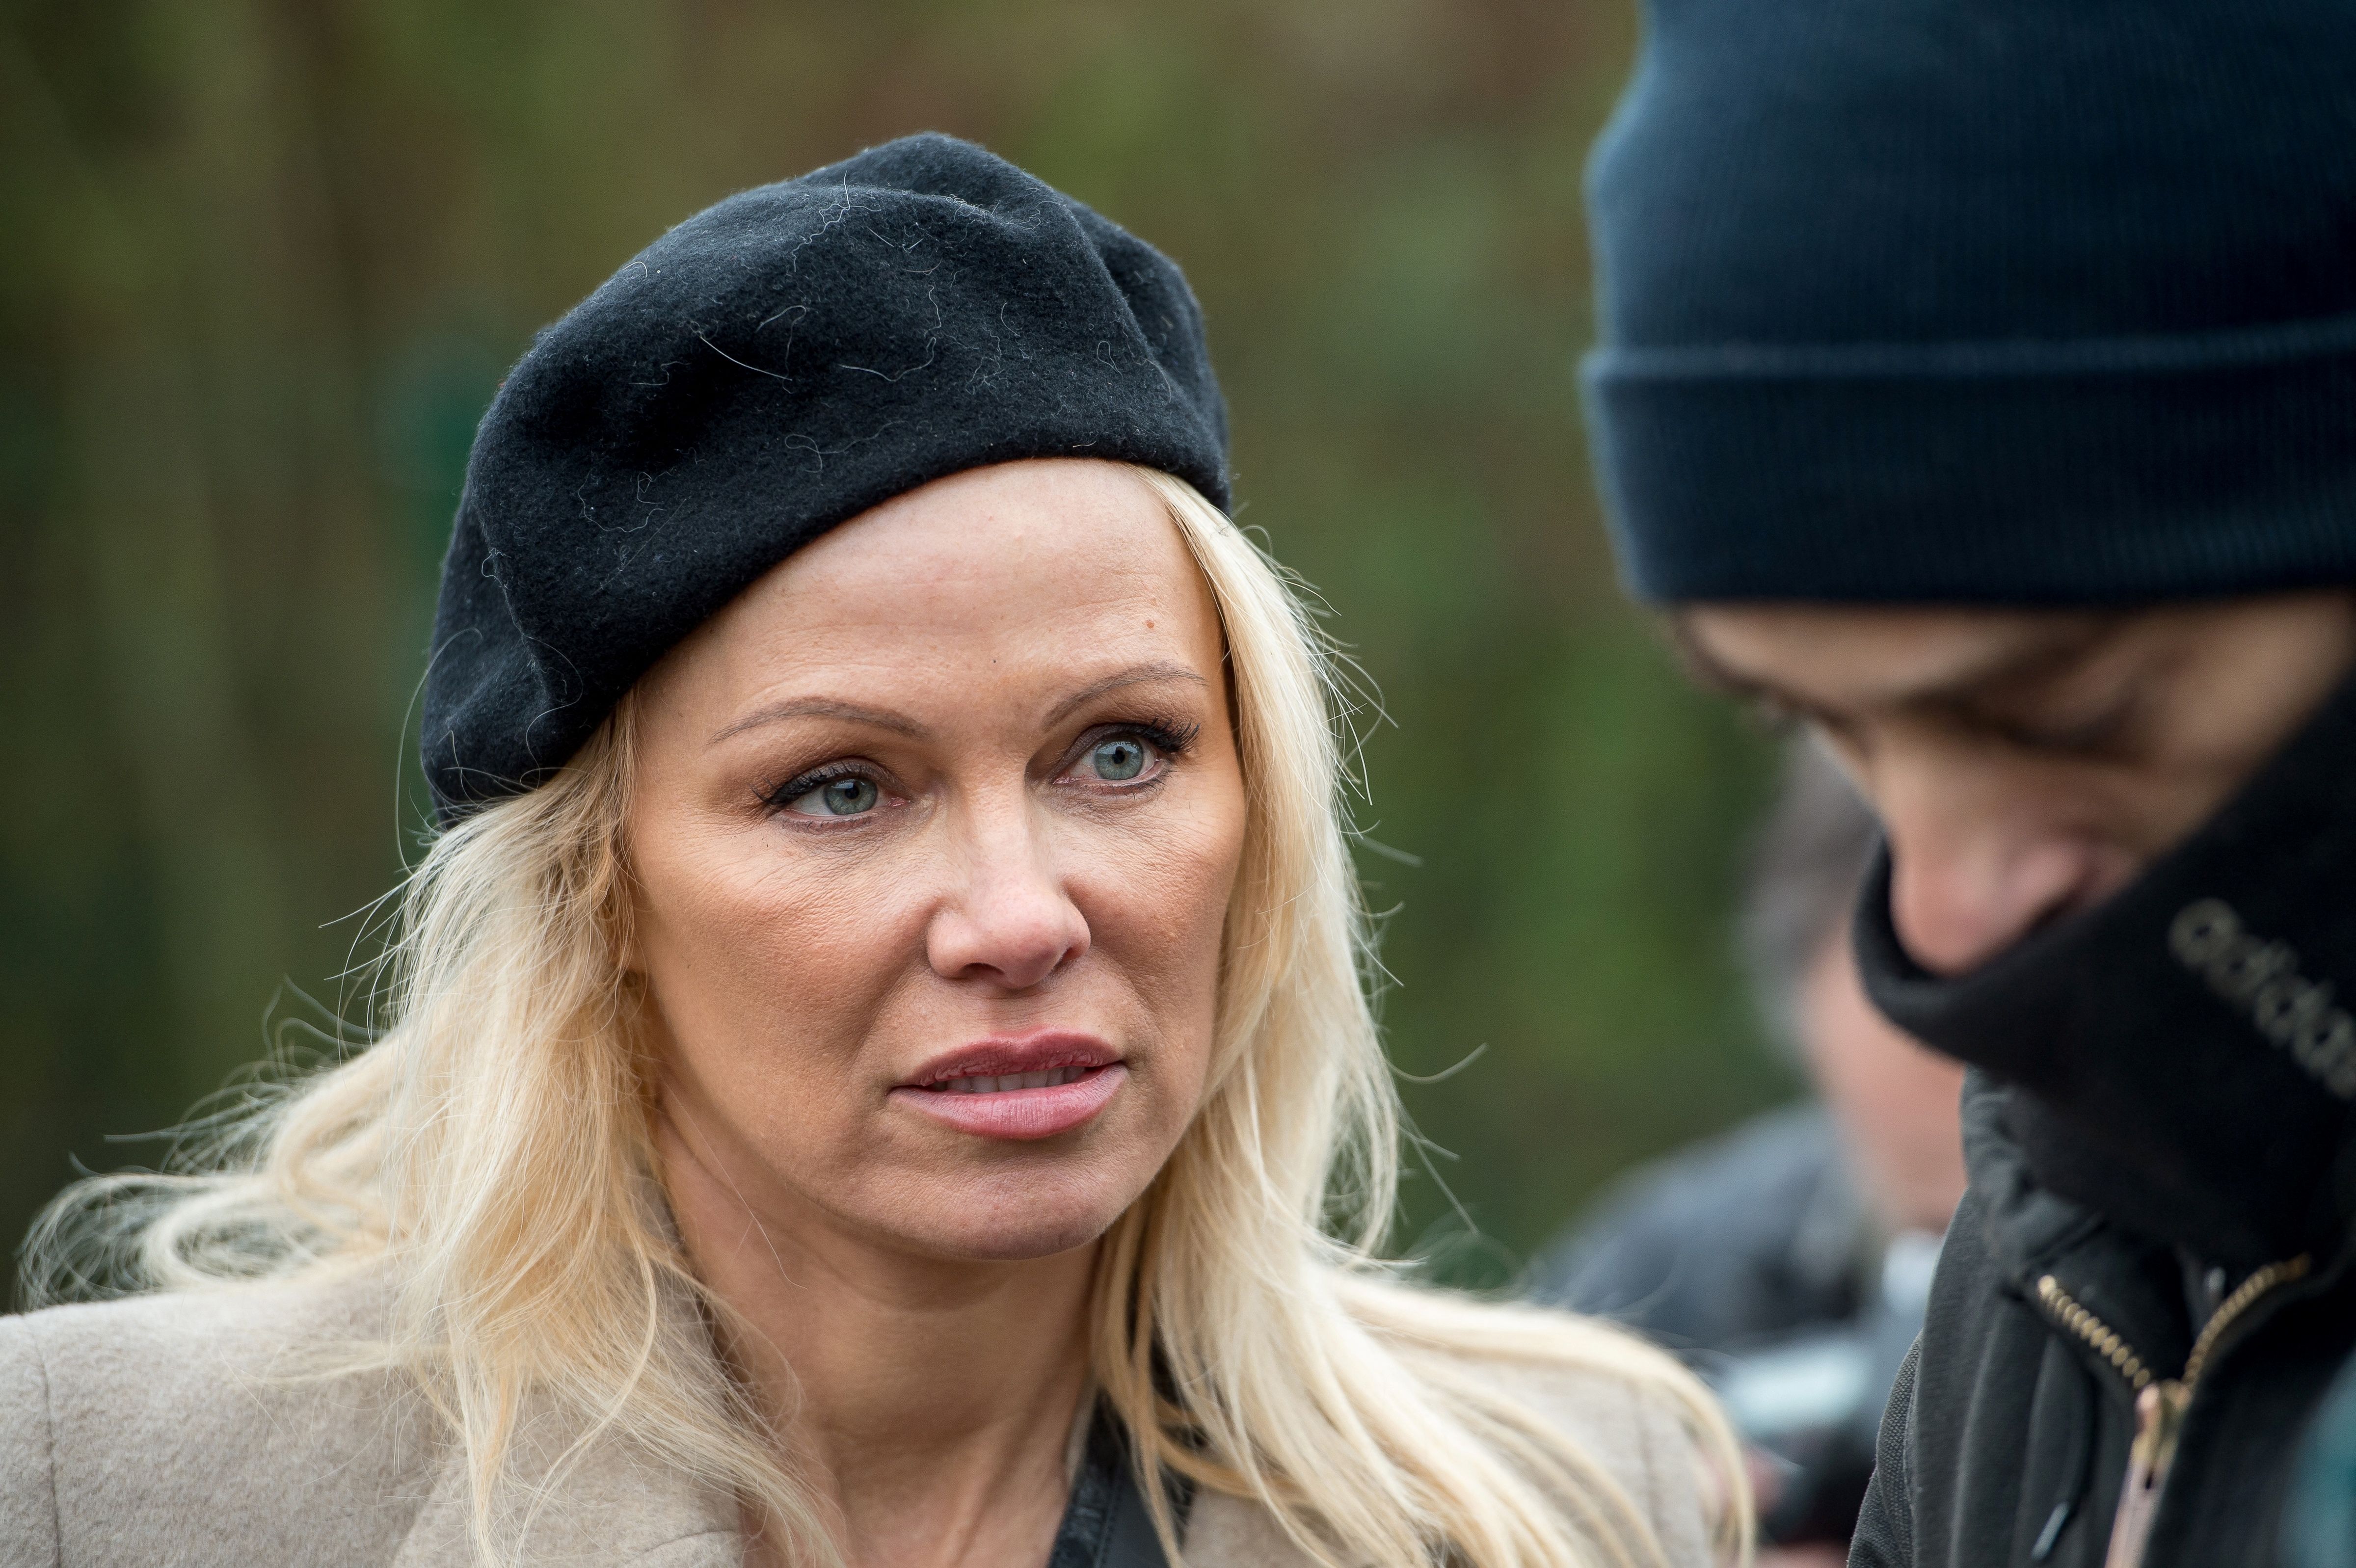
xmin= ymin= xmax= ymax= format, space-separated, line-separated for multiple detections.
xmin=2103 ymin=1380 xmax=2188 ymax=1568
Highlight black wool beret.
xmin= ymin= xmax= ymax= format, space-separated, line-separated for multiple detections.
xmin=423 ymin=133 xmax=1230 ymax=818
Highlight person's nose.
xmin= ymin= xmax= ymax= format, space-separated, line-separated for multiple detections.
xmin=1874 ymin=759 xmax=2109 ymax=977
xmin=925 ymin=792 xmax=1091 ymax=991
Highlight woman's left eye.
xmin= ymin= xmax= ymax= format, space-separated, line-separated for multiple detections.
xmin=780 ymin=775 xmax=883 ymax=818
xmin=1072 ymin=734 xmax=1163 ymax=784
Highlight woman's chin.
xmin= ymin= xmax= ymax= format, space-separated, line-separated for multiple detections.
xmin=937 ymin=1220 xmax=1117 ymax=1263
xmin=886 ymin=1211 xmax=1123 ymax=1264
xmin=874 ymin=1168 xmax=1149 ymax=1263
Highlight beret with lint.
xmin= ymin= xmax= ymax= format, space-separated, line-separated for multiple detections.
xmin=422 ymin=133 xmax=1231 ymax=820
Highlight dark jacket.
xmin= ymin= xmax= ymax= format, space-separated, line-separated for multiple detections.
xmin=1531 ymin=1103 xmax=1872 ymax=1354
xmin=1531 ymin=1104 xmax=1928 ymax=1546
xmin=1849 ymin=1075 xmax=2356 ymax=1568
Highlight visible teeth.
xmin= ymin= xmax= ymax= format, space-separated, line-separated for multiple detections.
xmin=936 ymin=1066 xmax=1087 ymax=1094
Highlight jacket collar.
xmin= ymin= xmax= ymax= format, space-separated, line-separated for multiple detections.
xmin=390 ymin=1409 xmax=741 ymax=1568
xmin=385 ymin=1384 xmax=1176 ymax=1567
xmin=1959 ymin=1071 xmax=2200 ymax=1377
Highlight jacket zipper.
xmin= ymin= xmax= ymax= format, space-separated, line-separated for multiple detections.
xmin=2035 ymin=1255 xmax=2311 ymax=1568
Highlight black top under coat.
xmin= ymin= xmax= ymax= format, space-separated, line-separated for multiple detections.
xmin=1047 ymin=1405 xmax=1189 ymax=1568
xmin=1855 ymin=669 xmax=2356 ymax=1272
xmin=422 ymin=133 xmax=1229 ymax=821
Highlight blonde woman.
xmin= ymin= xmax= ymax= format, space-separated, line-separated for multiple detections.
xmin=0 ymin=136 xmax=1743 ymax=1568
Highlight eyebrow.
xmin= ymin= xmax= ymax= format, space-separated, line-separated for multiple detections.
xmin=706 ymin=661 xmax=1211 ymax=748
xmin=1043 ymin=662 xmax=1211 ymax=726
xmin=1670 ymin=611 xmax=2124 ymax=713
xmin=707 ymin=698 xmax=929 ymax=748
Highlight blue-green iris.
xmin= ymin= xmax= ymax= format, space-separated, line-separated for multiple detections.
xmin=1091 ymin=738 xmax=1148 ymax=780
xmin=815 ymin=777 xmax=879 ymax=816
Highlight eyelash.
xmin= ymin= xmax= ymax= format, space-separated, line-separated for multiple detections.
xmin=1084 ymin=716 xmax=1200 ymax=769
xmin=758 ymin=759 xmax=881 ymax=817
xmin=754 ymin=716 xmax=1202 ymax=817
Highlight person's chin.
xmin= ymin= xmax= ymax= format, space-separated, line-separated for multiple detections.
xmin=938 ymin=1216 xmax=1120 ymax=1262
xmin=891 ymin=1165 xmax=1149 ymax=1262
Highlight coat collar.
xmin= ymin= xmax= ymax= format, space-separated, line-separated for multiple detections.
xmin=390 ymin=1409 xmax=741 ymax=1567
xmin=1959 ymin=1070 xmax=2199 ymax=1377
xmin=383 ymin=1387 xmax=1179 ymax=1567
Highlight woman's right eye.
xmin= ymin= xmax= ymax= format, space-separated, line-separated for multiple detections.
xmin=780 ymin=775 xmax=882 ymax=818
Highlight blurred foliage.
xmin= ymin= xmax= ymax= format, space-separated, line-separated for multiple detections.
xmin=0 ymin=0 xmax=1791 ymax=1296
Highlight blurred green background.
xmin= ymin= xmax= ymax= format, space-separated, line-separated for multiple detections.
xmin=0 ymin=0 xmax=1793 ymax=1297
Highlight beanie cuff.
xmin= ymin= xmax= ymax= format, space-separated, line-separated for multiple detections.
xmin=1583 ymin=313 xmax=2356 ymax=604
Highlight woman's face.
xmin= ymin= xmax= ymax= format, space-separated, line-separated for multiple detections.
xmin=626 ymin=460 xmax=1246 ymax=1263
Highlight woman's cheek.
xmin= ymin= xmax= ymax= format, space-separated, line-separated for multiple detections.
xmin=646 ymin=845 xmax=866 ymax=1063
xmin=1098 ymin=816 xmax=1239 ymax=1070
xmin=1166 ymin=797 xmax=1248 ymax=959
xmin=1079 ymin=825 xmax=1220 ymax=966
xmin=729 ymin=866 xmax=912 ymax=1026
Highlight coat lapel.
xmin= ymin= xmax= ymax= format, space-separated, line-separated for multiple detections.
xmin=391 ymin=1416 xmax=740 ymax=1568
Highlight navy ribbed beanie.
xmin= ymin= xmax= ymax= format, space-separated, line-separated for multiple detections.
xmin=423 ymin=134 xmax=1227 ymax=817
xmin=1583 ymin=0 xmax=2356 ymax=604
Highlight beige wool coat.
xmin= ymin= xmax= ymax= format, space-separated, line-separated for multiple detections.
xmin=0 ymin=1272 xmax=1719 ymax=1568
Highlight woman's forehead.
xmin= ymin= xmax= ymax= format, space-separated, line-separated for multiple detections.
xmin=652 ymin=461 xmax=1223 ymax=720
xmin=785 ymin=462 xmax=1196 ymax=614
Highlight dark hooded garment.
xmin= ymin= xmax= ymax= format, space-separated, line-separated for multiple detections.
xmin=423 ymin=133 xmax=1228 ymax=822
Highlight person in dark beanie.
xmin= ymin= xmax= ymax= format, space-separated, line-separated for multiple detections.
xmin=0 ymin=135 xmax=1743 ymax=1568
xmin=1580 ymin=3 xmax=2356 ymax=1567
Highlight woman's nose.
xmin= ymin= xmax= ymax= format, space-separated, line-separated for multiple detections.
xmin=1877 ymin=767 xmax=2109 ymax=977
xmin=924 ymin=802 xmax=1091 ymax=991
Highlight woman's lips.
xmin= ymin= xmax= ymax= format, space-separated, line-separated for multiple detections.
xmin=892 ymin=1033 xmax=1127 ymax=1140
xmin=891 ymin=1064 xmax=1126 ymax=1140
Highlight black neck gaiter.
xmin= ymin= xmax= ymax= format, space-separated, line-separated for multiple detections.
xmin=1854 ymin=671 xmax=2356 ymax=1273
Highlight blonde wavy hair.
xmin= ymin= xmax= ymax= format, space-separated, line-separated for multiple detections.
xmin=25 ymin=466 xmax=1747 ymax=1568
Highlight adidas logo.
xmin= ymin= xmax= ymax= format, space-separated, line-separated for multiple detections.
xmin=2169 ymin=898 xmax=2356 ymax=1100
